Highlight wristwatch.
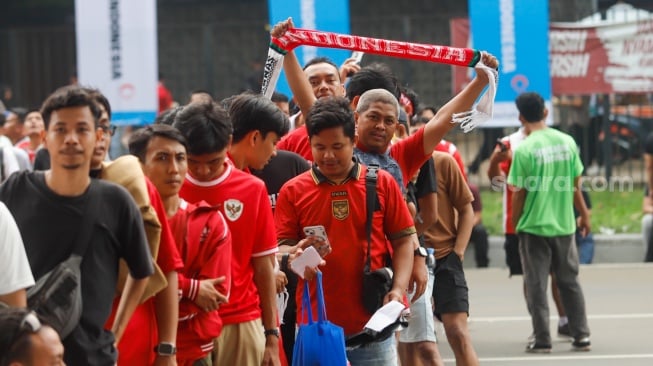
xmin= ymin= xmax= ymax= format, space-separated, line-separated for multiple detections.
xmin=264 ymin=328 xmax=280 ymax=338
xmin=414 ymin=247 xmax=428 ymax=258
xmin=154 ymin=342 xmax=177 ymax=356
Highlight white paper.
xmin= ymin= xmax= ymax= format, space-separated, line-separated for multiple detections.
xmin=364 ymin=300 xmax=406 ymax=332
xmin=290 ymin=246 xmax=322 ymax=279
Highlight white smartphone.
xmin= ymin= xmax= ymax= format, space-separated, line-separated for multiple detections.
xmin=351 ymin=51 xmax=364 ymax=64
xmin=303 ymin=225 xmax=329 ymax=245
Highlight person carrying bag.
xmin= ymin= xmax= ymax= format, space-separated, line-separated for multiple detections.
xmin=292 ymin=271 xmax=348 ymax=366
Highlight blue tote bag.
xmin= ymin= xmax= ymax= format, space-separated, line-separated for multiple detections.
xmin=292 ymin=271 xmax=348 ymax=366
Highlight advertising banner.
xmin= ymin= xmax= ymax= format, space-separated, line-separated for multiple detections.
xmin=465 ymin=0 xmax=552 ymax=127
xmin=75 ymin=0 xmax=158 ymax=125
xmin=268 ymin=0 xmax=350 ymax=99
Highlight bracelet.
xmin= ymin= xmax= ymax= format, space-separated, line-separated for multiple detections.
xmin=264 ymin=328 xmax=280 ymax=338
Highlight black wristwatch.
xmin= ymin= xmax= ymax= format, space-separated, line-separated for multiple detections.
xmin=154 ymin=342 xmax=177 ymax=356
xmin=264 ymin=328 xmax=280 ymax=338
xmin=414 ymin=247 xmax=428 ymax=258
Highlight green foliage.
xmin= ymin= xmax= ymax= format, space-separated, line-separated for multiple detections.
xmin=480 ymin=185 xmax=645 ymax=235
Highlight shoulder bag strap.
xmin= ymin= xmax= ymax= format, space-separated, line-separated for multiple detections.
xmin=364 ymin=164 xmax=378 ymax=273
xmin=0 ymin=148 xmax=5 ymax=182
xmin=71 ymin=180 xmax=99 ymax=258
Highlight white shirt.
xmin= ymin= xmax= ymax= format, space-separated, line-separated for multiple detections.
xmin=0 ymin=201 xmax=35 ymax=295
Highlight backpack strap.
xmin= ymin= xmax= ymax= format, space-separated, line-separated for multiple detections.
xmin=71 ymin=180 xmax=99 ymax=257
xmin=364 ymin=164 xmax=378 ymax=273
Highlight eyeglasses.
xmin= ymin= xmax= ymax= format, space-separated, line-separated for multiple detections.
xmin=99 ymin=124 xmax=117 ymax=136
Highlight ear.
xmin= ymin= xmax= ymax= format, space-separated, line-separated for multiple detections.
xmin=247 ymin=130 xmax=260 ymax=146
xmin=351 ymin=95 xmax=360 ymax=110
xmin=543 ymin=108 xmax=549 ymax=120
xmin=40 ymin=129 xmax=47 ymax=148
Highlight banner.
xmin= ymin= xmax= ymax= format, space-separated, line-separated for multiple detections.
xmin=267 ymin=0 xmax=350 ymax=99
xmin=550 ymin=19 xmax=653 ymax=94
xmin=467 ymin=0 xmax=552 ymax=127
xmin=75 ymin=0 xmax=158 ymax=126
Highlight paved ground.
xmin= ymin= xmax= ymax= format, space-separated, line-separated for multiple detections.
xmin=435 ymin=263 xmax=653 ymax=365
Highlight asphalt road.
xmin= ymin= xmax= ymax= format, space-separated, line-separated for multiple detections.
xmin=436 ymin=263 xmax=653 ymax=365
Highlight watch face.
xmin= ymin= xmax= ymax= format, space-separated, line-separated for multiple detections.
xmin=416 ymin=247 xmax=427 ymax=257
xmin=156 ymin=343 xmax=176 ymax=355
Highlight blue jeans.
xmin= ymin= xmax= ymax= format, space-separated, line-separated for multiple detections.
xmin=346 ymin=335 xmax=397 ymax=366
xmin=575 ymin=231 xmax=594 ymax=264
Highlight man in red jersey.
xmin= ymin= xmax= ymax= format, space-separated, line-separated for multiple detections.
xmin=130 ymin=124 xmax=233 ymax=366
xmin=174 ymin=102 xmax=281 ymax=366
xmin=275 ymin=97 xmax=415 ymax=365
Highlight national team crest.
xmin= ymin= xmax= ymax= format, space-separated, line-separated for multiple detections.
xmin=224 ymin=199 xmax=243 ymax=221
xmin=332 ymin=199 xmax=349 ymax=220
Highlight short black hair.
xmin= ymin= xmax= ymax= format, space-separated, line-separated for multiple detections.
xmin=303 ymin=56 xmax=339 ymax=73
xmin=515 ymin=92 xmax=545 ymax=123
xmin=128 ymin=124 xmax=188 ymax=163
xmin=346 ymin=62 xmax=400 ymax=101
xmin=229 ymin=93 xmax=290 ymax=143
xmin=306 ymin=96 xmax=355 ymax=141
xmin=271 ymin=91 xmax=289 ymax=103
xmin=172 ymin=101 xmax=232 ymax=155
xmin=155 ymin=105 xmax=184 ymax=125
xmin=84 ymin=88 xmax=112 ymax=120
xmin=0 ymin=309 xmax=47 ymax=366
xmin=40 ymin=85 xmax=101 ymax=129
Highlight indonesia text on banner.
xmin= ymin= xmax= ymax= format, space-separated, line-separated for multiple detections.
xmin=75 ymin=0 xmax=157 ymax=126
xmin=468 ymin=0 xmax=552 ymax=127
xmin=267 ymin=0 xmax=350 ymax=99
xmin=550 ymin=19 xmax=653 ymax=94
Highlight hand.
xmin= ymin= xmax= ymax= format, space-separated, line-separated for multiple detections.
xmin=454 ymin=249 xmax=465 ymax=262
xmin=407 ymin=256 xmax=427 ymax=302
xmin=577 ymin=214 xmax=591 ymax=237
xmin=475 ymin=52 xmax=499 ymax=84
xmin=261 ymin=340 xmax=281 ymax=366
xmin=298 ymin=236 xmax=332 ymax=258
xmin=383 ymin=289 xmax=404 ymax=305
xmin=291 ymin=247 xmax=326 ymax=281
xmin=275 ymin=271 xmax=288 ymax=294
xmin=339 ymin=57 xmax=361 ymax=81
xmin=153 ymin=355 xmax=177 ymax=366
xmin=270 ymin=17 xmax=294 ymax=38
xmin=193 ymin=277 xmax=228 ymax=312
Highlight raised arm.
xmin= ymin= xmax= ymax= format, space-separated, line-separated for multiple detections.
xmin=421 ymin=53 xmax=499 ymax=155
xmin=271 ymin=18 xmax=316 ymax=117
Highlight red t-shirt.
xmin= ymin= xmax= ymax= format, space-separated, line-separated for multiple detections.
xmin=499 ymin=129 xmax=527 ymax=234
xmin=179 ymin=163 xmax=278 ymax=325
xmin=147 ymin=178 xmax=184 ymax=273
xmin=277 ymin=124 xmax=312 ymax=163
xmin=169 ymin=199 xmax=232 ymax=362
xmin=434 ymin=139 xmax=468 ymax=182
xmin=386 ymin=127 xmax=431 ymax=187
xmin=275 ymin=163 xmax=415 ymax=335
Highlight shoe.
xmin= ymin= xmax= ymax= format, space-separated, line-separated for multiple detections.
xmin=527 ymin=333 xmax=535 ymax=342
xmin=557 ymin=323 xmax=572 ymax=338
xmin=526 ymin=342 xmax=552 ymax=353
xmin=572 ymin=337 xmax=591 ymax=351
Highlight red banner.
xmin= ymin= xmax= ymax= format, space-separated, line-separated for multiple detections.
xmin=451 ymin=18 xmax=653 ymax=95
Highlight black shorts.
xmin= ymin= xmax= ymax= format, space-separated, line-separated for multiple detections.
xmin=432 ymin=251 xmax=469 ymax=319
xmin=504 ymin=233 xmax=523 ymax=276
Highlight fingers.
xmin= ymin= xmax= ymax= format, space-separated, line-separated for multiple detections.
xmin=211 ymin=276 xmax=226 ymax=286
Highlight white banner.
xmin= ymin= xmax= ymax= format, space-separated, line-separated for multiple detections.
xmin=75 ymin=0 xmax=158 ymax=125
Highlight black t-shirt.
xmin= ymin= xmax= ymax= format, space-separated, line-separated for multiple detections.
xmin=252 ymin=149 xmax=310 ymax=210
xmin=32 ymin=148 xmax=50 ymax=171
xmin=0 ymin=171 xmax=153 ymax=366
xmin=414 ymin=157 xmax=438 ymax=200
